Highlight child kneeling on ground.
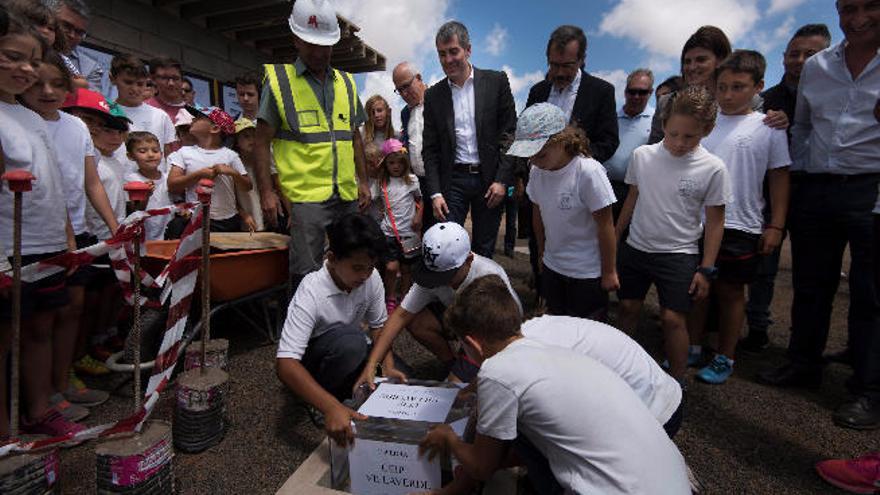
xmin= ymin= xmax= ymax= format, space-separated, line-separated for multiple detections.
xmin=418 ymin=275 xmax=691 ymax=494
xmin=275 ymin=213 xmax=403 ymax=447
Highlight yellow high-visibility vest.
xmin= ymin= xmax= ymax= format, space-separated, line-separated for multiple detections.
xmin=264 ymin=64 xmax=358 ymax=203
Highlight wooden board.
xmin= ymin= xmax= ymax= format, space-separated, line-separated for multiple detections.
xmin=209 ymin=232 xmax=290 ymax=251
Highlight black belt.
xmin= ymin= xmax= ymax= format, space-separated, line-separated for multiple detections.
xmin=454 ymin=162 xmax=481 ymax=174
xmin=794 ymin=173 xmax=880 ymax=184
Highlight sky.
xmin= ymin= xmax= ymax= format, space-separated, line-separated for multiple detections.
xmin=335 ymin=0 xmax=841 ymax=129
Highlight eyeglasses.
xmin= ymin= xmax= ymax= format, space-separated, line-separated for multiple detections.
xmin=154 ymin=75 xmax=182 ymax=83
xmin=625 ymin=88 xmax=652 ymax=96
xmin=58 ymin=20 xmax=87 ymax=40
xmin=394 ymin=75 xmax=418 ymax=94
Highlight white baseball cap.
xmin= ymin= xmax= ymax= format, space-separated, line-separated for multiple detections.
xmin=414 ymin=223 xmax=471 ymax=288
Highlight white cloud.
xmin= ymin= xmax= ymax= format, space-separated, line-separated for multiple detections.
xmin=501 ymin=65 xmax=545 ymax=113
xmin=751 ymin=15 xmax=797 ymax=55
xmin=592 ymin=69 xmax=629 ymax=108
xmin=599 ymin=0 xmax=761 ymax=58
xmin=484 ymin=24 xmax=509 ymax=56
xmin=768 ymin=0 xmax=807 ymax=14
xmin=333 ymin=0 xmax=452 ymax=130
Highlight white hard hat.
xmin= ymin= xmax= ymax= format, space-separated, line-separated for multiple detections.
xmin=288 ymin=0 xmax=341 ymax=46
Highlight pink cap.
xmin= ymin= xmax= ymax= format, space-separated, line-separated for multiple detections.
xmin=124 ymin=181 xmax=152 ymax=202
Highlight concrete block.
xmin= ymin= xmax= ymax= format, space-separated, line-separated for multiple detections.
xmin=89 ymin=16 xmax=141 ymax=49
xmin=197 ymin=34 xmax=230 ymax=60
xmin=87 ymin=0 xmax=113 ymax=14
xmin=229 ymin=43 xmax=265 ymax=70
xmin=157 ymin=16 xmax=202 ymax=47
xmin=110 ymin=0 xmax=158 ymax=34
xmin=182 ymin=47 xmax=220 ymax=77
xmin=139 ymin=32 xmax=181 ymax=60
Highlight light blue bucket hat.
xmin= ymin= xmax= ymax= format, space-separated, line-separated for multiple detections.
xmin=506 ymin=102 xmax=567 ymax=158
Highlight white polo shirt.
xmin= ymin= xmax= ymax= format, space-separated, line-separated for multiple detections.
xmin=277 ymin=261 xmax=387 ymax=361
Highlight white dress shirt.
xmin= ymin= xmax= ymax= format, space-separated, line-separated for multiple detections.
xmin=407 ymin=103 xmax=425 ymax=177
xmin=547 ymin=69 xmax=581 ymax=122
xmin=791 ymin=42 xmax=880 ymax=174
xmin=450 ymin=66 xmax=480 ymax=164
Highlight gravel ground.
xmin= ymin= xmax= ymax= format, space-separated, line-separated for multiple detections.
xmin=56 ymin=238 xmax=877 ymax=494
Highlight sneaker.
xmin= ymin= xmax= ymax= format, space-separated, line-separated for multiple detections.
xmin=740 ymin=331 xmax=769 ymax=352
xmin=696 ymin=354 xmax=734 ymax=384
xmin=815 ymin=452 xmax=880 ymax=494
xmin=662 ymin=349 xmax=703 ymax=370
xmin=48 ymin=393 xmax=89 ymax=422
xmin=73 ymin=355 xmax=110 ymax=376
xmin=64 ymin=371 xmax=110 ymax=407
xmin=22 ymin=409 xmax=86 ymax=439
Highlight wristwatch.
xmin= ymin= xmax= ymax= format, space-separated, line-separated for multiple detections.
xmin=696 ymin=266 xmax=719 ymax=280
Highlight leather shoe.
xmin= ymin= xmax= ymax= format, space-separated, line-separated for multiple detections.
xmin=756 ymin=363 xmax=822 ymax=389
xmin=833 ymin=397 xmax=880 ymax=430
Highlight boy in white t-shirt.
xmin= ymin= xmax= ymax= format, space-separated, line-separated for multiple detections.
xmin=110 ymin=54 xmax=178 ymax=162
xmin=167 ymin=107 xmax=252 ymax=232
xmin=124 ymin=132 xmax=172 ymax=240
xmin=276 ymin=213 xmax=397 ymax=447
xmin=615 ymin=86 xmax=732 ymax=382
xmin=509 ymin=102 xmax=618 ymax=320
xmin=689 ymin=50 xmax=791 ymax=384
xmin=354 ymin=222 xmax=522 ymax=388
xmin=418 ymin=276 xmax=691 ymax=495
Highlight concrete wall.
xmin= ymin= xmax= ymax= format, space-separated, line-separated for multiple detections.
xmin=84 ymin=0 xmax=270 ymax=82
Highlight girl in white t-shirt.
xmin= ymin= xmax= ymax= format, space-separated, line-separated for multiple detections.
xmin=510 ymin=104 xmax=618 ymax=320
xmin=377 ymin=139 xmax=422 ymax=315
xmin=0 ymin=20 xmax=82 ymax=438
xmin=19 ymin=51 xmax=119 ymax=417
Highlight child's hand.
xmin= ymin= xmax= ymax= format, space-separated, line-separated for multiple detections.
xmin=325 ymin=404 xmax=367 ymax=448
xmin=383 ymin=366 xmax=409 ymax=384
xmin=353 ymin=366 xmax=378 ymax=394
xmin=689 ymin=272 xmax=711 ymax=301
xmin=213 ymin=164 xmax=237 ymax=176
xmin=601 ymin=270 xmax=620 ymax=292
xmin=418 ymin=424 xmax=454 ymax=462
xmin=242 ymin=213 xmax=257 ymax=233
xmin=759 ymin=227 xmax=783 ymax=255
xmin=200 ymin=167 xmax=218 ymax=179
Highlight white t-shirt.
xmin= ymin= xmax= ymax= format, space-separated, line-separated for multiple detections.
xmin=125 ymin=170 xmax=171 ymax=241
xmin=86 ymin=152 xmax=127 ymax=240
xmin=46 ymin=113 xmax=95 ymax=235
xmin=0 ymin=102 xmax=68 ymax=256
xmin=118 ymin=103 xmax=178 ymax=173
xmin=526 ymin=155 xmax=616 ymax=279
xmin=400 ymin=255 xmax=522 ymax=315
xmin=520 ymin=315 xmax=681 ymax=424
xmin=477 ymin=338 xmax=690 ymax=495
xmin=701 ymin=112 xmax=791 ymax=234
xmin=167 ymin=146 xmax=248 ymax=220
xmin=277 ymin=261 xmax=387 ymax=361
xmin=625 ymin=142 xmax=732 ymax=254
xmin=378 ymin=175 xmax=421 ymax=238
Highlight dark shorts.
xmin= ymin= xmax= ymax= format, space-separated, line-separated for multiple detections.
xmin=617 ymin=243 xmax=699 ymax=313
xmin=383 ymin=236 xmax=420 ymax=265
xmin=715 ymin=228 xmax=761 ymax=285
xmin=210 ymin=214 xmax=243 ymax=233
xmin=67 ymin=233 xmax=98 ymax=287
xmin=0 ymin=251 xmax=70 ymax=320
xmin=542 ymin=264 xmax=608 ymax=320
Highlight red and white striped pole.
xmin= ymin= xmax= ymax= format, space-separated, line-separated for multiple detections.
xmin=2 ymin=170 xmax=35 ymax=438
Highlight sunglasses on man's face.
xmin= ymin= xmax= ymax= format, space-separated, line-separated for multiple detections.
xmin=625 ymin=88 xmax=651 ymax=96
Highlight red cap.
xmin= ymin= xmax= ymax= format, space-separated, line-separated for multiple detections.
xmin=2 ymin=170 xmax=36 ymax=193
xmin=196 ymin=178 xmax=214 ymax=204
xmin=205 ymin=108 xmax=236 ymax=136
xmin=62 ymin=88 xmax=111 ymax=115
xmin=124 ymin=181 xmax=152 ymax=202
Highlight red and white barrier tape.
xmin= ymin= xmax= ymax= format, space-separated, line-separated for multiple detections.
xmin=0 ymin=203 xmax=203 ymax=457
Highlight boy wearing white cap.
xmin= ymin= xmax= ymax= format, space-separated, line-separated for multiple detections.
xmin=508 ymin=102 xmax=618 ymax=319
xmin=354 ymin=222 xmax=522 ymax=387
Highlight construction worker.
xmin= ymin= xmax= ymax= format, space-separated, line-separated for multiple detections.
xmin=254 ymin=0 xmax=371 ymax=287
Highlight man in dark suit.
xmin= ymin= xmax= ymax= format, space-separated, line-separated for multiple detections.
xmin=422 ymin=21 xmax=517 ymax=259
xmin=520 ymin=25 xmax=620 ymax=295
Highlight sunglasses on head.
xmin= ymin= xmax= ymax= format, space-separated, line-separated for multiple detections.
xmin=625 ymin=88 xmax=651 ymax=96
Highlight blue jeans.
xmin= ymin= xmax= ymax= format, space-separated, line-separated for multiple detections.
xmin=788 ymin=176 xmax=880 ymax=400
xmin=301 ymin=323 xmax=369 ymax=401
xmin=446 ymin=170 xmax=503 ymax=259
xmin=746 ymin=246 xmax=782 ymax=334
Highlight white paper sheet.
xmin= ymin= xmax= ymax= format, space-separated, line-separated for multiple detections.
xmin=357 ymin=384 xmax=459 ymax=423
xmin=349 ymin=439 xmax=441 ymax=495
